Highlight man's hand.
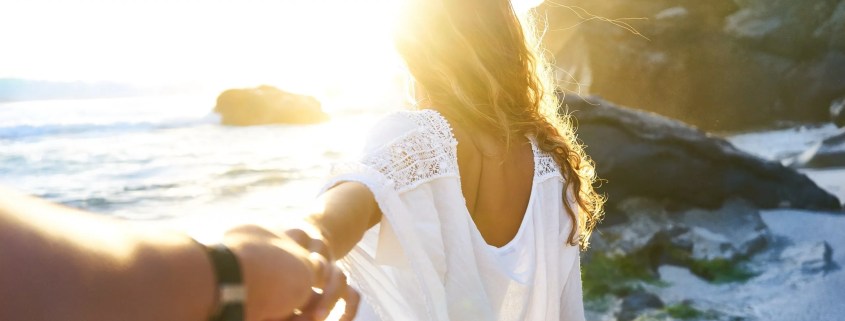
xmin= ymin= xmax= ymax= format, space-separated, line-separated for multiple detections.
xmin=223 ymin=225 xmax=359 ymax=321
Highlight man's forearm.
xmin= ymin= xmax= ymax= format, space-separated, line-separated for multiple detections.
xmin=0 ymin=188 xmax=215 ymax=321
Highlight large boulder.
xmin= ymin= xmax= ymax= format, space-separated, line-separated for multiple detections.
xmin=214 ymin=85 xmax=329 ymax=126
xmin=565 ymin=94 xmax=841 ymax=211
xmin=538 ymin=0 xmax=845 ymax=130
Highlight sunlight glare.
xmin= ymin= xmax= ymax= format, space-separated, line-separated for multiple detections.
xmin=326 ymin=297 xmax=347 ymax=321
xmin=0 ymin=0 xmax=407 ymax=110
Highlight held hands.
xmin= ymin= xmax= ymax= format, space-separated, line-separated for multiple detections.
xmin=222 ymin=225 xmax=359 ymax=321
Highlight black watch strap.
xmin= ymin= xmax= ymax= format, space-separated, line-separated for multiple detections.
xmin=205 ymin=244 xmax=245 ymax=321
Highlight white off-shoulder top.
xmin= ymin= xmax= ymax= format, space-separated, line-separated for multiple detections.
xmin=320 ymin=109 xmax=585 ymax=321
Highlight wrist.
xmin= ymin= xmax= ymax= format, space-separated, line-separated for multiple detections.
xmin=300 ymin=217 xmax=335 ymax=257
xmin=198 ymin=242 xmax=245 ymax=321
xmin=222 ymin=225 xmax=317 ymax=320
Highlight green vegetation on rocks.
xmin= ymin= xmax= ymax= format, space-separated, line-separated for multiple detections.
xmin=582 ymin=254 xmax=663 ymax=300
xmin=687 ymin=258 xmax=757 ymax=283
xmin=664 ymin=302 xmax=704 ymax=319
xmin=665 ymin=247 xmax=758 ymax=283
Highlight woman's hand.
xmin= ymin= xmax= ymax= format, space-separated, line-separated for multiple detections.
xmin=283 ymin=229 xmax=360 ymax=321
xmin=222 ymin=225 xmax=359 ymax=321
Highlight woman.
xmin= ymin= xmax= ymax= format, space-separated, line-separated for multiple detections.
xmin=305 ymin=0 xmax=603 ymax=320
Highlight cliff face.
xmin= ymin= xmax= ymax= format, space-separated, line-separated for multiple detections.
xmin=539 ymin=0 xmax=845 ymax=131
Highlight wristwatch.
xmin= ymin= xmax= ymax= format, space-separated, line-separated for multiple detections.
xmin=205 ymin=244 xmax=245 ymax=321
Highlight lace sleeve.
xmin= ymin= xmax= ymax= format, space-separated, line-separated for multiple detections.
xmin=321 ymin=109 xmax=459 ymax=194
xmin=361 ymin=110 xmax=459 ymax=193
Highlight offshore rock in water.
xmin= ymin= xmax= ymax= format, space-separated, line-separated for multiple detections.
xmin=213 ymin=85 xmax=329 ymax=126
xmin=565 ymin=94 xmax=842 ymax=212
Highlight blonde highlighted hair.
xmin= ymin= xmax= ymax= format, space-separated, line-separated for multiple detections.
xmin=394 ymin=0 xmax=603 ymax=249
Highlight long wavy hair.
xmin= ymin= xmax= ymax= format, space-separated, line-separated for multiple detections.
xmin=394 ymin=0 xmax=603 ymax=249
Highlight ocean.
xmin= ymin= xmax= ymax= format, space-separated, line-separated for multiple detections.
xmin=0 ymin=94 xmax=387 ymax=241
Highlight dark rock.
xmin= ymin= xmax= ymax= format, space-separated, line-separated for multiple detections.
xmin=832 ymin=97 xmax=845 ymax=128
xmin=617 ymin=291 xmax=664 ymax=321
xmin=784 ymin=128 xmax=845 ymax=168
xmin=538 ymin=0 xmax=845 ymax=130
xmin=213 ymin=85 xmax=328 ymax=126
xmin=565 ymin=94 xmax=842 ymax=211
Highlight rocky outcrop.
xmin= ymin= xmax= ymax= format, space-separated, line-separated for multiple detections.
xmin=589 ymin=198 xmax=769 ymax=265
xmin=213 ymin=85 xmax=328 ymax=126
xmin=568 ymin=94 xmax=843 ymax=320
xmin=565 ymin=94 xmax=842 ymax=211
xmin=538 ymin=0 xmax=845 ymax=130
xmin=583 ymin=198 xmax=764 ymax=320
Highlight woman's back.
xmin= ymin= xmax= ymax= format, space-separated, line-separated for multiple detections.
xmin=445 ymin=111 xmax=535 ymax=248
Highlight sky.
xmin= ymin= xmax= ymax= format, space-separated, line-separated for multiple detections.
xmin=0 ymin=0 xmax=545 ymax=97
xmin=0 ymin=0 xmax=404 ymax=96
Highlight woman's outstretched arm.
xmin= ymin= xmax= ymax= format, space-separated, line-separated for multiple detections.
xmin=304 ymin=182 xmax=383 ymax=260
xmin=0 ymin=187 xmax=352 ymax=321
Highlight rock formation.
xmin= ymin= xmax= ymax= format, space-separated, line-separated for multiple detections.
xmin=214 ymin=85 xmax=329 ymax=126
xmin=567 ymin=94 xmax=843 ymax=320
xmin=565 ymin=94 xmax=842 ymax=211
xmin=538 ymin=0 xmax=845 ymax=130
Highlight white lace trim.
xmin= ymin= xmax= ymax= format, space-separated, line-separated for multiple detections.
xmin=345 ymin=109 xmax=562 ymax=193
xmin=530 ymin=136 xmax=564 ymax=182
xmin=360 ymin=109 xmax=459 ymax=193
